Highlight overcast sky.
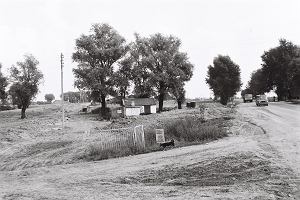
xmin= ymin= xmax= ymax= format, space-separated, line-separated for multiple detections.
xmin=1 ymin=0 xmax=300 ymax=100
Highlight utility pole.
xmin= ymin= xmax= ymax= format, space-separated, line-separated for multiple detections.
xmin=60 ymin=53 xmax=64 ymax=129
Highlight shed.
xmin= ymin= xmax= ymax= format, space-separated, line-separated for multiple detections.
xmin=123 ymin=98 xmax=157 ymax=116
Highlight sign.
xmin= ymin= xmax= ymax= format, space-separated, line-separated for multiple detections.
xmin=155 ymin=129 xmax=165 ymax=143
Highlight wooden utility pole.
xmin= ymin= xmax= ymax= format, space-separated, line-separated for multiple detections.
xmin=61 ymin=53 xmax=64 ymax=129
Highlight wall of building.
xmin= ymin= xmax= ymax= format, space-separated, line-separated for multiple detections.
xmin=150 ymin=105 xmax=156 ymax=113
xmin=125 ymin=107 xmax=141 ymax=116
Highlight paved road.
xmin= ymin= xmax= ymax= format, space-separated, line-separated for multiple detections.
xmin=238 ymin=101 xmax=300 ymax=196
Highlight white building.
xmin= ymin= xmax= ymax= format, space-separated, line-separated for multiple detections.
xmin=123 ymin=98 xmax=156 ymax=116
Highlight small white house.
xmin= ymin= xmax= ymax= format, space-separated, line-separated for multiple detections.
xmin=123 ymin=98 xmax=156 ymax=116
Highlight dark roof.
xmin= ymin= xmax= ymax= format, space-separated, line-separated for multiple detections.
xmin=124 ymin=98 xmax=156 ymax=107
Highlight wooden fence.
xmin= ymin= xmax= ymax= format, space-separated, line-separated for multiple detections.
xmin=83 ymin=125 xmax=145 ymax=151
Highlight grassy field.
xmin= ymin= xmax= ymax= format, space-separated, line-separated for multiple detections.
xmin=0 ymin=101 xmax=232 ymax=170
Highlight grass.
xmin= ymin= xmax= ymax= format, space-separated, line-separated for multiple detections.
xmin=144 ymin=116 xmax=228 ymax=150
xmin=80 ymin=113 xmax=229 ymax=161
xmin=80 ymin=144 xmax=144 ymax=161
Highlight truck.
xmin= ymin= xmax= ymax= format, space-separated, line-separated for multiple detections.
xmin=243 ymin=94 xmax=253 ymax=103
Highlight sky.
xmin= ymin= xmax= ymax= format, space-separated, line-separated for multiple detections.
xmin=0 ymin=0 xmax=300 ymax=101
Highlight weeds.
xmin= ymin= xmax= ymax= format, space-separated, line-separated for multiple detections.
xmin=163 ymin=116 xmax=227 ymax=142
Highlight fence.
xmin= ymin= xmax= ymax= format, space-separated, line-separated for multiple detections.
xmin=83 ymin=125 xmax=145 ymax=152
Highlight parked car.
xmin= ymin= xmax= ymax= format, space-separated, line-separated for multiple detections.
xmin=256 ymin=94 xmax=268 ymax=106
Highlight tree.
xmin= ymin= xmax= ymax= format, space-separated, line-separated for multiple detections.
xmin=72 ymin=23 xmax=127 ymax=109
xmin=247 ymin=69 xmax=269 ymax=96
xmin=0 ymin=63 xmax=8 ymax=104
xmin=130 ymin=33 xmax=193 ymax=112
xmin=62 ymin=91 xmax=80 ymax=103
xmin=113 ymin=58 xmax=133 ymax=99
xmin=170 ymin=82 xmax=185 ymax=109
xmin=9 ymin=55 xmax=43 ymax=118
xmin=44 ymin=93 xmax=55 ymax=103
xmin=288 ymin=57 xmax=300 ymax=98
xmin=261 ymin=39 xmax=299 ymax=100
xmin=206 ymin=55 xmax=241 ymax=105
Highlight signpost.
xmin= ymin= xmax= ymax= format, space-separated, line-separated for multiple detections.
xmin=155 ymin=129 xmax=165 ymax=143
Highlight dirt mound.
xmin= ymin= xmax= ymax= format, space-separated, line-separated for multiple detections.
xmin=116 ymin=152 xmax=273 ymax=186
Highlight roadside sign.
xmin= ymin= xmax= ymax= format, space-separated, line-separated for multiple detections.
xmin=155 ymin=129 xmax=165 ymax=143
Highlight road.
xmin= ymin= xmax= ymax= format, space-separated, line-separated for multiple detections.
xmin=238 ymin=101 xmax=300 ymax=197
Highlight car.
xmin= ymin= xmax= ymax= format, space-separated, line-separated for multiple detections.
xmin=256 ymin=94 xmax=268 ymax=106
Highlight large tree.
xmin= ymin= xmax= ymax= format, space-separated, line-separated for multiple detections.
xmin=72 ymin=23 xmax=127 ymax=109
xmin=0 ymin=63 xmax=8 ymax=104
xmin=9 ymin=55 xmax=43 ymax=118
xmin=261 ymin=39 xmax=299 ymax=100
xmin=130 ymin=33 xmax=193 ymax=112
xmin=206 ymin=55 xmax=241 ymax=105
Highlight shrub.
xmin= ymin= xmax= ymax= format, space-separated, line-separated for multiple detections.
xmin=163 ymin=116 xmax=227 ymax=142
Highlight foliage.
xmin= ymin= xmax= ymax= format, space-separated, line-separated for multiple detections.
xmin=247 ymin=69 xmax=269 ymax=96
xmin=62 ymin=91 xmax=80 ymax=103
xmin=129 ymin=33 xmax=194 ymax=111
xmin=0 ymin=63 xmax=8 ymax=104
xmin=9 ymin=55 xmax=43 ymax=118
xmin=164 ymin=116 xmax=227 ymax=142
xmin=44 ymin=93 xmax=55 ymax=103
xmin=72 ymin=23 xmax=127 ymax=108
xmin=206 ymin=55 xmax=241 ymax=105
xmin=261 ymin=39 xmax=300 ymax=100
xmin=113 ymin=58 xmax=133 ymax=98
xmin=170 ymin=81 xmax=185 ymax=109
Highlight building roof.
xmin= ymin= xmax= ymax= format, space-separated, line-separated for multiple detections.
xmin=124 ymin=98 xmax=156 ymax=107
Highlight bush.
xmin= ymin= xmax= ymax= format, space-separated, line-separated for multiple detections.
xmin=163 ymin=116 xmax=228 ymax=142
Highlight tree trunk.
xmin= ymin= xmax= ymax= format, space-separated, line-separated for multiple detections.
xmin=21 ymin=107 xmax=26 ymax=119
xmin=158 ymin=93 xmax=164 ymax=112
xmin=177 ymin=101 xmax=182 ymax=109
xmin=220 ymin=95 xmax=228 ymax=105
xmin=101 ymin=94 xmax=106 ymax=108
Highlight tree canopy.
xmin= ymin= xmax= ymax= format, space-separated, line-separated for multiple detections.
xmin=261 ymin=39 xmax=300 ymax=100
xmin=72 ymin=23 xmax=127 ymax=108
xmin=247 ymin=69 xmax=269 ymax=96
xmin=44 ymin=93 xmax=55 ymax=103
xmin=9 ymin=55 xmax=43 ymax=118
xmin=129 ymin=33 xmax=193 ymax=112
xmin=206 ymin=55 xmax=241 ymax=105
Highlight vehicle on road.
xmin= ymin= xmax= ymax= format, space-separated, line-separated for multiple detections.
xmin=243 ymin=94 xmax=253 ymax=103
xmin=256 ymin=94 xmax=268 ymax=106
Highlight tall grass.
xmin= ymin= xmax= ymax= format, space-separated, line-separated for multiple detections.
xmin=163 ymin=116 xmax=228 ymax=142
